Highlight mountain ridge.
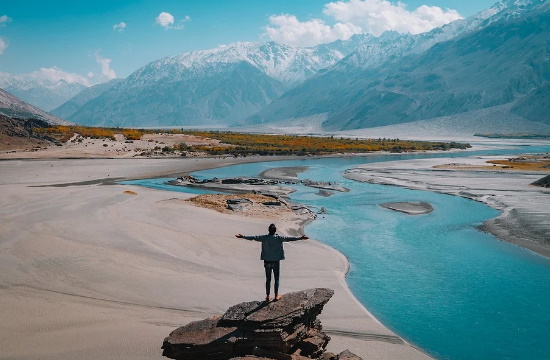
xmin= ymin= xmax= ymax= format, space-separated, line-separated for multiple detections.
xmin=50 ymin=79 xmax=123 ymax=119
xmin=67 ymin=36 xmax=372 ymax=127
xmin=247 ymin=0 xmax=549 ymax=131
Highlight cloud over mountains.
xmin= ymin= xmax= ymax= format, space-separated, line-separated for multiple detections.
xmin=265 ymin=0 xmax=463 ymax=46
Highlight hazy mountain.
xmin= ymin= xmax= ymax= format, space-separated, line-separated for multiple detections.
xmin=67 ymin=37 xmax=371 ymax=127
xmin=0 ymin=88 xmax=69 ymax=124
xmin=70 ymin=61 xmax=286 ymax=127
xmin=247 ymin=0 xmax=549 ymax=131
xmin=50 ymin=79 xmax=123 ymax=119
xmin=0 ymin=75 xmax=88 ymax=112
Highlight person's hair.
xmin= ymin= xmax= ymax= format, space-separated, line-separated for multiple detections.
xmin=268 ymin=223 xmax=276 ymax=234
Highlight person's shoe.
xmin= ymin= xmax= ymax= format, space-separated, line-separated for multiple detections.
xmin=265 ymin=296 xmax=271 ymax=302
xmin=274 ymin=294 xmax=282 ymax=301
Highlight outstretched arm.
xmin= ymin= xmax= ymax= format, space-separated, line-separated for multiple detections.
xmin=235 ymin=234 xmax=264 ymax=241
xmin=282 ymin=235 xmax=309 ymax=242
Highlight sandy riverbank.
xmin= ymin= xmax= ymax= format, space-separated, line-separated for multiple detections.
xmin=344 ymin=155 xmax=550 ymax=258
xmin=0 ymin=157 xmax=431 ymax=360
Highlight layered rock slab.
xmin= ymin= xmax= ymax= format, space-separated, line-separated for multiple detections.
xmin=162 ymin=288 xmax=362 ymax=360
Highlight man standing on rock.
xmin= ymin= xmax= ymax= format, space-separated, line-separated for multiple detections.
xmin=235 ymin=223 xmax=308 ymax=302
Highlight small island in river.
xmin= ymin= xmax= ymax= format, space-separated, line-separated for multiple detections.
xmin=380 ymin=202 xmax=434 ymax=215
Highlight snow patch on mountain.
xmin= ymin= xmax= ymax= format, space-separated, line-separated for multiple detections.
xmin=331 ymin=0 xmax=545 ymax=72
xmin=126 ymin=37 xmax=370 ymax=88
xmin=0 ymin=73 xmax=88 ymax=112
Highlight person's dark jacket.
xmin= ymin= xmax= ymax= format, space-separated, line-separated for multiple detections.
xmin=242 ymin=233 xmax=304 ymax=261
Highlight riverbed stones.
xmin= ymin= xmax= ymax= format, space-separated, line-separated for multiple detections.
xmin=162 ymin=288 xmax=362 ymax=360
xmin=227 ymin=198 xmax=253 ymax=211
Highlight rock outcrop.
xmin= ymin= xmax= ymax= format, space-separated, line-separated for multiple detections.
xmin=531 ymin=174 xmax=550 ymax=188
xmin=162 ymin=288 xmax=362 ymax=360
xmin=226 ymin=198 xmax=253 ymax=211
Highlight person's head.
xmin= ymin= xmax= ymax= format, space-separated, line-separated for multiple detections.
xmin=268 ymin=223 xmax=276 ymax=234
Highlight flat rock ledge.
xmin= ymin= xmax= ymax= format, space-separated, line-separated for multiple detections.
xmin=162 ymin=288 xmax=362 ymax=360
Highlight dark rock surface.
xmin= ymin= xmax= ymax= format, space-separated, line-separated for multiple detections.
xmin=162 ymin=288 xmax=362 ymax=360
xmin=531 ymin=174 xmax=550 ymax=188
xmin=262 ymin=201 xmax=282 ymax=206
xmin=227 ymin=198 xmax=253 ymax=211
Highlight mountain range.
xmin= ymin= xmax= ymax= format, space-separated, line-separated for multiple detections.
xmin=247 ymin=0 xmax=549 ymax=130
xmin=63 ymin=36 xmax=371 ymax=127
xmin=2 ymin=0 xmax=548 ymax=134
xmin=0 ymin=74 xmax=88 ymax=112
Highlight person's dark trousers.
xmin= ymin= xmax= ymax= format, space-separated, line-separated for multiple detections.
xmin=263 ymin=261 xmax=280 ymax=296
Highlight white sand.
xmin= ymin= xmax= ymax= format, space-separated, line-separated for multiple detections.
xmin=0 ymin=158 xmax=431 ymax=360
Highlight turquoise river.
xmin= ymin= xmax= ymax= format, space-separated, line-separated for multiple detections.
xmin=123 ymin=145 xmax=550 ymax=360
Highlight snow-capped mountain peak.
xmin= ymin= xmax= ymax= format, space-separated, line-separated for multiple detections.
xmin=328 ymin=0 xmax=546 ymax=72
xmin=126 ymin=39 xmax=365 ymax=88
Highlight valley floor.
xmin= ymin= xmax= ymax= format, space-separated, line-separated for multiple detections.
xmin=0 ymin=157 xmax=431 ymax=360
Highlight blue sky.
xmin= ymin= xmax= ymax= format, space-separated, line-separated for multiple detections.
xmin=0 ymin=0 xmax=498 ymax=84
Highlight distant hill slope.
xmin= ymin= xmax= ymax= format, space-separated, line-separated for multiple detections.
xmin=247 ymin=0 xmax=549 ymax=131
xmin=0 ymin=88 xmax=69 ymax=125
xmin=234 ymin=103 xmax=550 ymax=138
xmin=51 ymin=79 xmax=122 ymax=119
xmin=511 ymin=82 xmax=550 ymax=123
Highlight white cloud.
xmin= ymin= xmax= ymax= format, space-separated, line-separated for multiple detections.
xmin=95 ymin=54 xmax=117 ymax=81
xmin=0 ymin=14 xmax=12 ymax=27
xmin=156 ymin=12 xmax=175 ymax=29
xmin=27 ymin=67 xmax=90 ymax=85
xmin=0 ymin=37 xmax=7 ymax=55
xmin=264 ymin=0 xmax=462 ymax=46
xmin=155 ymin=12 xmax=190 ymax=30
xmin=324 ymin=0 xmax=462 ymax=36
xmin=113 ymin=22 xmax=126 ymax=32
xmin=87 ymin=71 xmax=95 ymax=78
xmin=265 ymin=14 xmax=362 ymax=47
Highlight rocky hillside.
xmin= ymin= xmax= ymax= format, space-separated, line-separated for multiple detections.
xmin=0 ymin=114 xmax=56 ymax=151
xmin=532 ymin=174 xmax=550 ymax=188
xmin=0 ymin=88 xmax=68 ymax=124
